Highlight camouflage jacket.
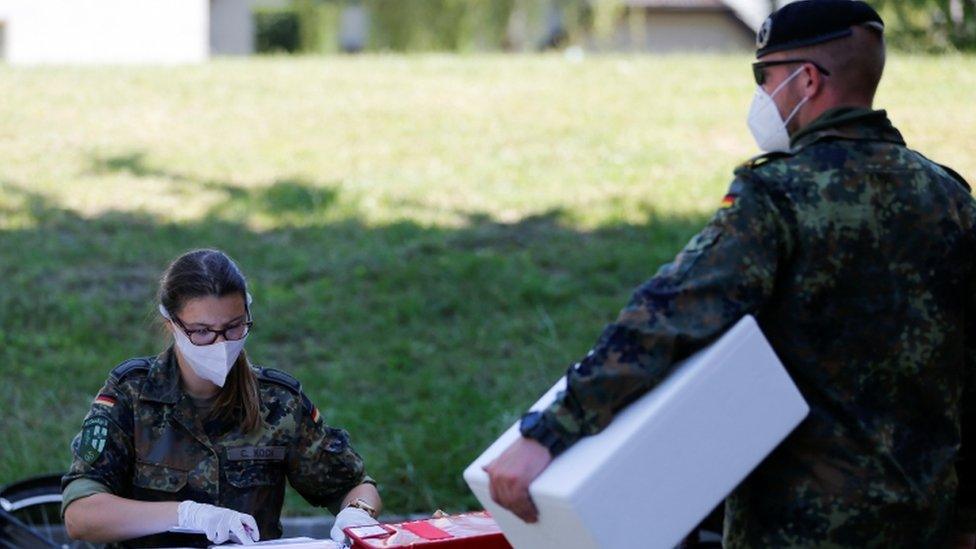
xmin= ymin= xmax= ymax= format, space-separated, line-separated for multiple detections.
xmin=527 ymin=107 xmax=976 ymax=547
xmin=62 ymin=349 xmax=371 ymax=547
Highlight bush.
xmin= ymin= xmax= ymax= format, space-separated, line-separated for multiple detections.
xmin=247 ymin=0 xmax=609 ymax=54
xmin=255 ymin=8 xmax=302 ymax=54
xmin=869 ymin=0 xmax=976 ymax=53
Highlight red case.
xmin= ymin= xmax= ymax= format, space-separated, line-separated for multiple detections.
xmin=345 ymin=511 xmax=512 ymax=549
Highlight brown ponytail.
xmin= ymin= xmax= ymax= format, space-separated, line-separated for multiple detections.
xmin=210 ymin=350 xmax=261 ymax=433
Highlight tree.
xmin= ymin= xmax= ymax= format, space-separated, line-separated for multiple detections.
xmin=869 ymin=0 xmax=976 ymax=51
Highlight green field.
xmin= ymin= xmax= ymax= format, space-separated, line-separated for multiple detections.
xmin=1 ymin=54 xmax=974 ymax=517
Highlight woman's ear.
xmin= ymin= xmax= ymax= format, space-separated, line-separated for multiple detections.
xmin=158 ymin=304 xmax=175 ymax=334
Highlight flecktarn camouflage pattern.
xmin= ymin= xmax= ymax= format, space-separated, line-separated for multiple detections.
xmin=528 ymin=107 xmax=976 ymax=547
xmin=62 ymin=349 xmax=371 ymax=548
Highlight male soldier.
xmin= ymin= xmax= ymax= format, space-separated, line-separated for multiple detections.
xmin=484 ymin=1 xmax=976 ymax=546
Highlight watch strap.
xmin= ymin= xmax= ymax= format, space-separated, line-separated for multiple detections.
xmin=346 ymin=497 xmax=378 ymax=518
xmin=520 ymin=411 xmax=569 ymax=457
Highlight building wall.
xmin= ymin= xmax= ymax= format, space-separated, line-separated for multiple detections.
xmin=722 ymin=0 xmax=776 ymax=33
xmin=617 ymin=11 xmax=755 ymax=53
xmin=0 ymin=0 xmax=209 ymax=65
xmin=210 ymin=0 xmax=253 ymax=55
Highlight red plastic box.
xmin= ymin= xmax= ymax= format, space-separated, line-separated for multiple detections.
xmin=345 ymin=511 xmax=512 ymax=549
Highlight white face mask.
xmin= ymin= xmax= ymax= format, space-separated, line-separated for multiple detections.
xmin=747 ymin=66 xmax=809 ymax=153
xmin=159 ymin=303 xmax=248 ymax=388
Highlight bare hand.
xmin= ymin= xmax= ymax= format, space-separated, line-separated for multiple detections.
xmin=483 ymin=437 xmax=553 ymax=523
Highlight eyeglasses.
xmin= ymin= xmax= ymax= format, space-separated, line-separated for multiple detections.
xmin=171 ymin=310 xmax=253 ymax=346
xmin=752 ymin=59 xmax=831 ymax=86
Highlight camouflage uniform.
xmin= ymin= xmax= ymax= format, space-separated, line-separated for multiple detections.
xmin=527 ymin=107 xmax=976 ymax=547
xmin=62 ymin=348 xmax=372 ymax=548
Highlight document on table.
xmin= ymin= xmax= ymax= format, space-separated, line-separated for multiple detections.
xmin=210 ymin=538 xmax=341 ymax=548
xmin=163 ymin=536 xmax=340 ymax=549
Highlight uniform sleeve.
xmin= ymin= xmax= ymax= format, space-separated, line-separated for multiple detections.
xmin=286 ymin=397 xmax=370 ymax=516
xmin=957 ymin=278 xmax=976 ymax=531
xmin=529 ymin=172 xmax=791 ymax=453
xmin=61 ymin=378 xmax=135 ymax=514
xmin=60 ymin=479 xmax=111 ymax=518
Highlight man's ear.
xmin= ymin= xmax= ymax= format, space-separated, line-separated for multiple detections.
xmin=803 ymin=63 xmax=825 ymax=99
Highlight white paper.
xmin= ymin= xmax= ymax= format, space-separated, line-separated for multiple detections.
xmin=210 ymin=537 xmax=340 ymax=549
xmin=347 ymin=524 xmax=389 ymax=538
xmin=165 ymin=528 xmax=332 ymax=548
xmin=167 ymin=526 xmax=205 ymax=535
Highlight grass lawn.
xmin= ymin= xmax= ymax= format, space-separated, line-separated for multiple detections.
xmin=1 ymin=54 xmax=973 ymax=517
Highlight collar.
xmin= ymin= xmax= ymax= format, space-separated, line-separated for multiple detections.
xmin=139 ymin=347 xmax=221 ymax=453
xmin=789 ymin=107 xmax=906 ymax=151
xmin=139 ymin=347 xmax=183 ymax=404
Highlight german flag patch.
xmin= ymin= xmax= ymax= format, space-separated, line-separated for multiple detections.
xmin=311 ymin=406 xmax=321 ymax=423
xmin=721 ymin=194 xmax=738 ymax=209
xmin=94 ymin=394 xmax=117 ymax=408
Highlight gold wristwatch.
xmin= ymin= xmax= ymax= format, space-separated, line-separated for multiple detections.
xmin=346 ymin=497 xmax=378 ymax=518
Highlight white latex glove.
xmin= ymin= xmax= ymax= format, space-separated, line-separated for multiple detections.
xmin=177 ymin=500 xmax=260 ymax=545
xmin=330 ymin=506 xmax=379 ymax=544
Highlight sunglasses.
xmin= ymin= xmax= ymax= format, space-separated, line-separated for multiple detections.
xmin=752 ymin=59 xmax=831 ymax=86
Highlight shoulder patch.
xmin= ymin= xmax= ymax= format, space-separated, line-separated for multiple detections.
xmin=258 ymin=367 xmax=315 ymax=415
xmin=78 ymin=415 xmax=111 ymax=464
xmin=735 ymin=150 xmax=793 ymax=172
xmin=93 ymin=394 xmax=118 ymax=408
xmin=109 ymin=357 xmax=152 ymax=382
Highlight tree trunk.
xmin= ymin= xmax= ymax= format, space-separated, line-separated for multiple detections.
xmin=936 ymin=0 xmax=960 ymax=46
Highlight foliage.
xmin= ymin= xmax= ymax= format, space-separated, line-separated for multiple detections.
xmin=289 ymin=1 xmax=976 ymax=53
xmin=301 ymin=0 xmax=594 ymax=52
xmin=255 ymin=7 xmax=302 ymax=54
xmin=364 ymin=0 xmax=518 ymax=51
xmin=293 ymin=0 xmax=344 ymax=54
xmin=0 ymin=55 xmax=973 ymax=516
xmin=868 ymin=0 xmax=976 ymax=52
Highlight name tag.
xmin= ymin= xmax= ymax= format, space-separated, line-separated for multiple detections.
xmin=227 ymin=446 xmax=286 ymax=461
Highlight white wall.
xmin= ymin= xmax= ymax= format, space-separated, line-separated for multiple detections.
xmin=614 ymin=11 xmax=755 ymax=53
xmin=210 ymin=0 xmax=253 ymax=55
xmin=643 ymin=12 xmax=754 ymax=53
xmin=249 ymin=0 xmax=288 ymax=7
xmin=722 ymin=0 xmax=771 ymax=33
xmin=0 ymin=0 xmax=209 ymax=65
xmin=723 ymin=0 xmax=798 ymax=33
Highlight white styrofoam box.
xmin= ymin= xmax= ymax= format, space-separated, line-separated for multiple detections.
xmin=464 ymin=315 xmax=809 ymax=549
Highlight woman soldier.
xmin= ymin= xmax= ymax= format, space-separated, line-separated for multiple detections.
xmin=61 ymin=249 xmax=381 ymax=547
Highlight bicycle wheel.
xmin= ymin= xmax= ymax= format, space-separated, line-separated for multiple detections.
xmin=0 ymin=474 xmax=102 ymax=549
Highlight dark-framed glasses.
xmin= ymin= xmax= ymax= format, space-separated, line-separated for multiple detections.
xmin=171 ymin=311 xmax=253 ymax=346
xmin=752 ymin=59 xmax=831 ymax=86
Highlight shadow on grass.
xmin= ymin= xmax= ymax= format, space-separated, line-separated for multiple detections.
xmin=89 ymin=151 xmax=340 ymax=218
xmin=0 ymin=174 xmax=711 ymax=516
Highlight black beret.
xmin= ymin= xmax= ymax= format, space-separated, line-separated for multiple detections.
xmin=756 ymin=0 xmax=884 ymax=58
